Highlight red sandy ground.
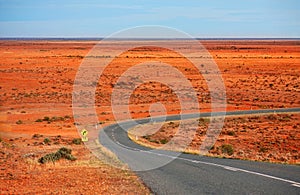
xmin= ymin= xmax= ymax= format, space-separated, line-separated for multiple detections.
xmin=0 ymin=135 xmax=148 ymax=194
xmin=0 ymin=40 xmax=299 ymax=193
xmin=132 ymin=113 xmax=300 ymax=164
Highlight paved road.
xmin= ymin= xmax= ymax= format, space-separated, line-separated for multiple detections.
xmin=99 ymin=108 xmax=300 ymax=194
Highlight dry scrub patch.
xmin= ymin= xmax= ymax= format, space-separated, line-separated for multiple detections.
xmin=0 ymin=135 xmax=150 ymax=194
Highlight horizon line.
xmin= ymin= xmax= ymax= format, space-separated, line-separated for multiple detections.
xmin=0 ymin=37 xmax=300 ymax=41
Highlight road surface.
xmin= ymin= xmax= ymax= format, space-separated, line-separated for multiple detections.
xmin=99 ymin=108 xmax=300 ymax=194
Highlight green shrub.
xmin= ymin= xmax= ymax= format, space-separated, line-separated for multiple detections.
xmin=72 ymin=138 xmax=82 ymax=145
xmin=38 ymin=147 xmax=76 ymax=164
xmin=198 ymin=118 xmax=210 ymax=125
xmin=227 ymin=131 xmax=235 ymax=136
xmin=57 ymin=147 xmax=76 ymax=160
xmin=150 ymin=139 xmax=159 ymax=144
xmin=51 ymin=116 xmax=64 ymax=122
xmin=221 ymin=144 xmax=234 ymax=155
xmin=35 ymin=119 xmax=43 ymax=122
xmin=142 ymin=135 xmax=151 ymax=140
xmin=64 ymin=115 xmax=71 ymax=119
xmin=51 ymin=116 xmax=58 ymax=121
xmin=160 ymin=139 xmax=168 ymax=144
xmin=43 ymin=116 xmax=50 ymax=122
xmin=38 ymin=153 xmax=58 ymax=164
xmin=43 ymin=137 xmax=51 ymax=144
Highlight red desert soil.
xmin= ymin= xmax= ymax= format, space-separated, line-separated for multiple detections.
xmin=0 ymin=135 xmax=149 ymax=194
xmin=129 ymin=113 xmax=300 ymax=164
xmin=0 ymin=40 xmax=299 ymax=193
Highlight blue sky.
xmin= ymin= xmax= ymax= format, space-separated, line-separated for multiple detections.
xmin=0 ymin=0 xmax=299 ymax=38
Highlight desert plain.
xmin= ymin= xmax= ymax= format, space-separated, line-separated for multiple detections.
xmin=0 ymin=39 xmax=299 ymax=193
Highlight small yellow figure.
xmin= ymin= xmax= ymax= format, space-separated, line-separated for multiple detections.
xmin=81 ymin=129 xmax=88 ymax=142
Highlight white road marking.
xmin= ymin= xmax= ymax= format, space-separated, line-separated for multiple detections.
xmin=223 ymin=166 xmax=239 ymax=171
xmin=105 ymin=108 xmax=300 ymax=188
xmin=292 ymin=184 xmax=300 ymax=188
xmin=113 ymin=139 xmax=300 ymax=188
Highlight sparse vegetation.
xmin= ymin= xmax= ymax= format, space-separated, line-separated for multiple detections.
xmin=38 ymin=147 xmax=76 ymax=164
xmin=227 ymin=131 xmax=235 ymax=136
xmin=16 ymin=120 xmax=23 ymax=124
xmin=64 ymin=115 xmax=71 ymax=119
xmin=35 ymin=115 xmax=71 ymax=123
xmin=72 ymin=138 xmax=82 ymax=145
xmin=160 ymin=139 xmax=168 ymax=144
xmin=198 ymin=118 xmax=210 ymax=125
xmin=142 ymin=135 xmax=151 ymax=140
xmin=279 ymin=115 xmax=292 ymax=122
xmin=130 ymin=112 xmax=300 ymax=164
xmin=43 ymin=116 xmax=50 ymax=122
xmin=51 ymin=116 xmax=65 ymax=122
xmin=66 ymin=55 xmax=84 ymax=59
xmin=1 ymin=39 xmax=300 ymax=193
xmin=150 ymin=139 xmax=160 ymax=144
xmin=43 ymin=137 xmax=51 ymax=144
xmin=32 ymin=134 xmax=43 ymax=139
xmin=259 ymin=147 xmax=268 ymax=153
xmin=221 ymin=144 xmax=234 ymax=155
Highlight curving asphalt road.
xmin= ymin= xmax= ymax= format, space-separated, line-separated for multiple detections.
xmin=99 ymin=108 xmax=300 ymax=194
